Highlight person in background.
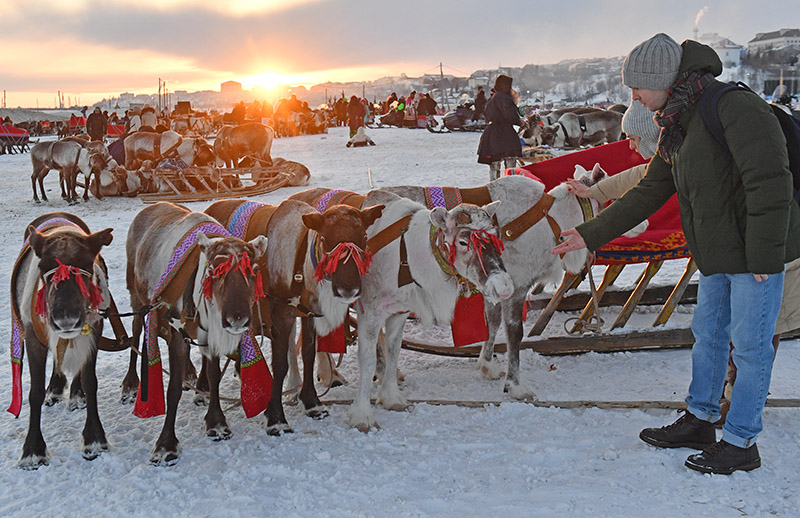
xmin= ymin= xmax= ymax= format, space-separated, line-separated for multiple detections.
xmin=85 ymin=107 xmax=107 ymax=142
xmin=347 ymin=95 xmax=365 ymax=138
xmin=552 ymin=33 xmax=800 ymax=475
xmin=473 ymin=85 xmax=487 ymax=121
xmin=477 ymin=75 xmax=523 ymax=180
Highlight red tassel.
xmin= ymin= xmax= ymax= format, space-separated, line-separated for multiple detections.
xmin=133 ymin=362 xmax=165 ymax=418
xmin=35 ymin=285 xmax=47 ymax=317
xmin=239 ymin=360 xmax=272 ymax=418
xmin=451 ymin=291 xmax=488 ymax=347
xmin=254 ymin=271 xmax=265 ymax=300
xmin=314 ymin=243 xmax=372 ymax=282
xmin=202 ymin=274 xmax=213 ymax=300
xmin=317 ymin=324 xmax=346 ymax=354
xmin=7 ymin=362 xmax=22 ymax=417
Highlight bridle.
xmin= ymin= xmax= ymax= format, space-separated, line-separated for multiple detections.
xmin=313 ymin=239 xmax=372 ymax=282
xmin=35 ymin=259 xmax=104 ymax=318
xmin=201 ymin=250 xmax=264 ymax=302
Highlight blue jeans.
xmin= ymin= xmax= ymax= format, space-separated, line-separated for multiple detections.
xmin=686 ymin=271 xmax=784 ymax=448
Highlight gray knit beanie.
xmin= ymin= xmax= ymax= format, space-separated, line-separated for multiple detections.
xmin=622 ymin=33 xmax=682 ymax=90
xmin=622 ymin=100 xmax=661 ymax=158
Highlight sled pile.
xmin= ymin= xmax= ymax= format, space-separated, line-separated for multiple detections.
xmin=138 ymin=165 xmax=295 ymax=204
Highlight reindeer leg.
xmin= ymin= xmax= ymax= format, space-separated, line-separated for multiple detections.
xmin=120 ymin=316 xmax=141 ymax=404
xmin=31 ymin=169 xmax=41 ymax=202
xmin=44 ymin=363 xmax=67 ymax=406
xmin=19 ymin=332 xmax=49 ymax=469
xmin=59 ymin=170 xmax=68 ymax=200
xmin=348 ymin=309 xmax=381 ymax=432
xmin=376 ymin=313 xmax=409 ymax=411
xmin=80 ymin=347 xmax=108 ymax=460
xmin=183 ymin=341 xmax=198 ymax=386
xmin=502 ymin=289 xmax=534 ymax=401
xmin=285 ymin=326 xmax=302 ymax=403
xmin=299 ymin=317 xmax=327 ymax=419
xmin=478 ymin=301 xmax=505 ymax=380
xmin=150 ymin=332 xmax=185 ymax=466
xmin=193 ymin=355 xmax=210 ymax=406
xmin=265 ymin=303 xmax=294 ymax=435
xmin=203 ymin=355 xmax=231 ymax=441
xmin=68 ymin=371 xmax=87 ymax=411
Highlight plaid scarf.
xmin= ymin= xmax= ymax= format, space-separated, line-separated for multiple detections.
xmin=654 ymin=70 xmax=716 ymax=163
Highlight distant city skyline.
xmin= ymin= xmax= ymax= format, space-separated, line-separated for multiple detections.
xmin=1 ymin=0 xmax=797 ymax=108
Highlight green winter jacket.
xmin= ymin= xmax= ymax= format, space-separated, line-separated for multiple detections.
xmin=577 ymin=40 xmax=800 ymax=275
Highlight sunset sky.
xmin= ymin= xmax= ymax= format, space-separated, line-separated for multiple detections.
xmin=1 ymin=0 xmax=796 ymax=108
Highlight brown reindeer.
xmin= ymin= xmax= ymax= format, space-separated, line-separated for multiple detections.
xmin=263 ymin=199 xmax=383 ymax=435
xmin=125 ymin=202 xmax=269 ymax=465
xmin=214 ymin=123 xmax=274 ymax=168
xmin=10 ymin=212 xmax=113 ymax=468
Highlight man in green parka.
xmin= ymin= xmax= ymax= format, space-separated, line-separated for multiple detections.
xmin=553 ymin=33 xmax=800 ymax=475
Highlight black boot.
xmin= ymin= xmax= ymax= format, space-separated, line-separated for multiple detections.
xmin=639 ymin=411 xmax=716 ymax=449
xmin=685 ymin=440 xmax=761 ymax=474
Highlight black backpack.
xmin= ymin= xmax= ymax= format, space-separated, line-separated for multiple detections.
xmin=699 ymin=80 xmax=800 ymax=205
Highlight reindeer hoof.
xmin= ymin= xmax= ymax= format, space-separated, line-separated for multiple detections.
xmin=120 ymin=389 xmax=137 ymax=405
xmin=150 ymin=447 xmax=181 ymax=466
xmin=193 ymin=393 xmax=210 ymax=407
xmin=207 ymin=426 xmax=232 ymax=441
xmin=306 ymin=406 xmax=329 ymax=420
xmin=82 ymin=441 xmax=109 ymax=460
xmin=44 ymin=392 xmax=64 ymax=407
xmin=266 ymin=423 xmax=293 ymax=437
xmin=504 ymin=381 xmax=535 ymax=401
xmin=68 ymin=394 xmax=87 ymax=411
xmin=18 ymin=453 xmax=50 ymax=470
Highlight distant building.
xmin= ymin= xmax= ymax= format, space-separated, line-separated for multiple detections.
xmin=748 ymin=28 xmax=800 ymax=54
xmin=698 ymin=33 xmax=743 ymax=67
xmin=220 ymin=81 xmax=243 ymax=96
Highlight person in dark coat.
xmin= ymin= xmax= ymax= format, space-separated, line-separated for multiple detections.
xmin=85 ymin=107 xmax=107 ymax=141
xmin=553 ymin=33 xmax=800 ymax=475
xmin=476 ymin=75 xmax=523 ymax=180
xmin=347 ymin=95 xmax=366 ymax=137
xmin=472 ymin=86 xmax=487 ymax=121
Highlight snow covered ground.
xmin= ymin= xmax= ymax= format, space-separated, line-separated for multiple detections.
xmin=1 ymin=125 xmax=799 ymax=517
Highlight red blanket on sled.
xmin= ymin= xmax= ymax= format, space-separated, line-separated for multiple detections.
xmin=517 ymin=140 xmax=690 ymax=265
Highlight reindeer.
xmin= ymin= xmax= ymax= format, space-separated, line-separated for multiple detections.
xmin=291 ymin=170 xmax=636 ymax=401
xmin=261 ymin=199 xmax=384 ymax=435
xmin=125 ymin=202 xmax=268 ymax=465
xmin=214 ymin=123 xmax=274 ymax=168
xmin=348 ymin=193 xmax=514 ymax=432
xmin=9 ymin=212 xmax=113 ymax=468
xmin=31 ymin=140 xmax=94 ymax=204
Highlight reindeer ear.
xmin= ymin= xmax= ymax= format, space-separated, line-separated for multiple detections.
xmin=28 ymin=226 xmax=47 ymax=258
xmin=360 ymin=204 xmax=384 ymax=229
xmin=591 ymin=163 xmax=607 ymax=183
xmin=86 ymin=228 xmax=114 ymax=256
xmin=249 ymin=236 xmax=268 ymax=260
xmin=482 ymin=200 xmax=501 ymax=218
xmin=430 ymin=207 xmax=449 ymax=229
xmin=302 ymin=212 xmax=325 ymax=232
xmin=573 ymin=164 xmax=588 ymax=179
xmin=196 ymin=232 xmax=212 ymax=253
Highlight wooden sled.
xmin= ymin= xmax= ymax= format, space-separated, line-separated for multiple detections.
xmin=138 ymin=166 xmax=293 ymax=204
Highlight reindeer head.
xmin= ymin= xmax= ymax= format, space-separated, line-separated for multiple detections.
xmin=547 ymin=163 xmax=609 ymax=274
xmin=197 ymin=232 xmax=268 ymax=334
xmin=302 ymin=204 xmax=385 ymax=303
xmin=430 ymin=202 xmax=513 ymax=303
xmin=192 ymin=138 xmax=216 ymax=167
xmin=29 ymin=227 xmax=113 ymax=338
xmin=539 ymin=125 xmax=561 ymax=147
